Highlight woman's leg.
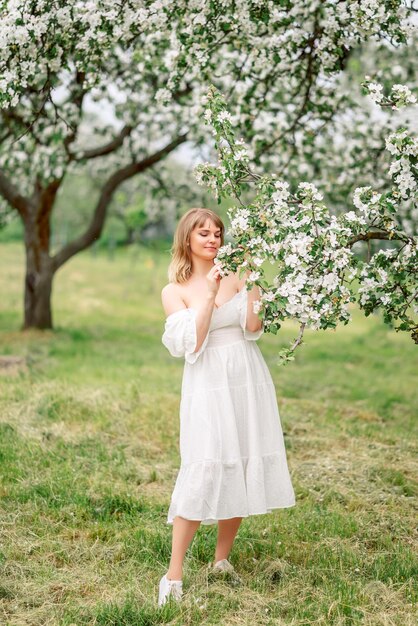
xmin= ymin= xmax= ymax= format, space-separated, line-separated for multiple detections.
xmin=214 ymin=517 xmax=243 ymax=562
xmin=166 ymin=516 xmax=201 ymax=580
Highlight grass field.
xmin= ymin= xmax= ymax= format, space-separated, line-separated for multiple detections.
xmin=0 ymin=241 xmax=417 ymax=626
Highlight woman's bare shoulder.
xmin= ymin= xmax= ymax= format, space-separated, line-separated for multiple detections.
xmin=161 ymin=282 xmax=178 ymax=298
xmin=161 ymin=283 xmax=187 ymax=317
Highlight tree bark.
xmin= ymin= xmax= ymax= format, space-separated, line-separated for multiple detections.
xmin=22 ymin=201 xmax=55 ymax=330
xmin=23 ymin=258 xmax=54 ymax=329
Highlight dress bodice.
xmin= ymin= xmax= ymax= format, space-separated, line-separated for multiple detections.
xmin=208 ymin=287 xmax=243 ymax=330
xmin=162 ymin=287 xmax=263 ymax=365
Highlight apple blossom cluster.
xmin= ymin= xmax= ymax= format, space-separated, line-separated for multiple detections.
xmin=386 ymin=130 xmax=418 ymax=200
xmin=195 ymin=86 xmax=417 ymax=363
xmin=362 ymin=77 xmax=417 ymax=109
xmin=357 ymin=244 xmax=418 ymax=334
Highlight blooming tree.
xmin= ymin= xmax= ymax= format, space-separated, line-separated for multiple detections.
xmin=281 ymin=37 xmax=418 ymax=237
xmin=0 ymin=0 xmax=414 ymax=328
xmin=196 ymin=85 xmax=418 ymax=363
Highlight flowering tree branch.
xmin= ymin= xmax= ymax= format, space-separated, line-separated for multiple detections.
xmin=0 ymin=169 xmax=32 ymax=218
xmin=195 ymin=85 xmax=417 ymax=364
xmin=73 ymin=125 xmax=134 ymax=161
xmin=51 ymin=131 xmax=188 ymax=270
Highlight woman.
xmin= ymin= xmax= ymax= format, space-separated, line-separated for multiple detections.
xmin=158 ymin=207 xmax=295 ymax=606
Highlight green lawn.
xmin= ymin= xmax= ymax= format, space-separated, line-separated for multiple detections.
xmin=0 ymin=242 xmax=417 ymax=626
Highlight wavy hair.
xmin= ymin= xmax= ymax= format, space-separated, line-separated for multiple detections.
xmin=168 ymin=208 xmax=225 ymax=284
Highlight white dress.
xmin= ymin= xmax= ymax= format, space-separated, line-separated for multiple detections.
xmin=162 ymin=286 xmax=296 ymax=525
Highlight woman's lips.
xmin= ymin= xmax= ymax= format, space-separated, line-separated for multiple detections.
xmin=205 ymin=247 xmax=217 ymax=250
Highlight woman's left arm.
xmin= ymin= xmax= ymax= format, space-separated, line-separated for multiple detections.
xmin=237 ymin=270 xmax=263 ymax=332
xmin=245 ymin=283 xmax=263 ymax=332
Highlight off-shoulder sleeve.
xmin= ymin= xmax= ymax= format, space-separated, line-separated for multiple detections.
xmin=162 ymin=308 xmax=210 ymax=364
xmin=238 ymin=288 xmax=264 ymax=341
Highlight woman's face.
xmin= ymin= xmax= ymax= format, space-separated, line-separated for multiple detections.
xmin=189 ymin=218 xmax=222 ymax=260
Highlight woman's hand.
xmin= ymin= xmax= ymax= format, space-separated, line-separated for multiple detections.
xmin=206 ymin=262 xmax=222 ymax=298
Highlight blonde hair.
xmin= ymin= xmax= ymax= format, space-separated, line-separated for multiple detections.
xmin=168 ymin=208 xmax=225 ymax=284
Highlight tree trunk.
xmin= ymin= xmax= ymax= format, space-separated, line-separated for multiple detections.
xmin=23 ymin=262 xmax=54 ymax=329
xmin=23 ymin=216 xmax=54 ymax=330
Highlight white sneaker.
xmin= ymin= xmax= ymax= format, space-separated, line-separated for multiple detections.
xmin=210 ymin=559 xmax=242 ymax=585
xmin=213 ymin=558 xmax=235 ymax=573
xmin=158 ymin=573 xmax=183 ymax=607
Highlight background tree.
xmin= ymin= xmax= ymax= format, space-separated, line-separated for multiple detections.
xmin=0 ymin=0 xmax=413 ymax=329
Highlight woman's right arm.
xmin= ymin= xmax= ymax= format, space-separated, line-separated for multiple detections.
xmin=193 ymin=262 xmax=221 ymax=352
xmin=161 ymin=263 xmax=221 ymax=354
xmin=193 ymin=290 xmax=216 ymax=352
xmin=161 ymin=284 xmax=215 ymax=354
